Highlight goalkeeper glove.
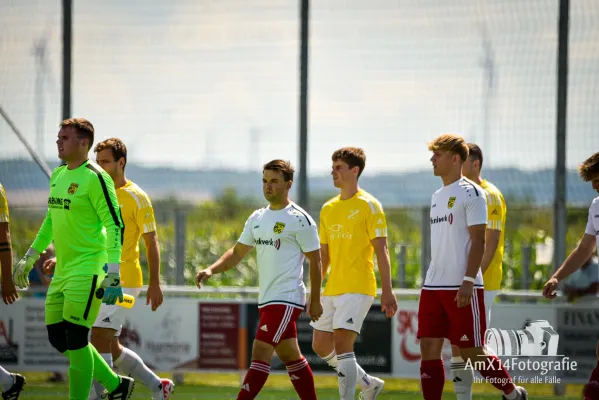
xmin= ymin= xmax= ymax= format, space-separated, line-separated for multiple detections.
xmin=13 ymin=248 xmax=40 ymax=289
xmin=99 ymin=263 xmax=123 ymax=305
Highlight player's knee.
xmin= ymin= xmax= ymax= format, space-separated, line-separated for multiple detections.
xmin=90 ymin=327 xmax=115 ymax=347
xmin=311 ymin=330 xmax=333 ymax=357
xmin=420 ymin=338 xmax=444 ymax=360
xmin=333 ymin=329 xmax=356 ymax=354
xmin=275 ymin=339 xmax=302 ymax=363
xmin=47 ymin=322 xmax=68 ymax=353
xmin=65 ymin=321 xmax=90 ymax=351
xmin=251 ymin=339 xmax=274 ymax=363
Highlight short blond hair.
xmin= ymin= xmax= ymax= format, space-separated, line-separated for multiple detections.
xmin=428 ymin=134 xmax=469 ymax=162
xmin=578 ymin=152 xmax=599 ymax=182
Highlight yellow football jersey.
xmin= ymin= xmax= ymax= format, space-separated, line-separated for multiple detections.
xmin=0 ymin=183 xmax=9 ymax=223
xmin=117 ymin=180 xmax=156 ymax=288
xmin=480 ymin=179 xmax=506 ymax=291
xmin=320 ymin=189 xmax=387 ymax=297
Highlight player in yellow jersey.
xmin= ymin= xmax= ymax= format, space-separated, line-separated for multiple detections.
xmin=310 ymin=147 xmax=397 ymax=400
xmin=453 ymin=143 xmax=507 ymax=400
xmin=0 ymin=183 xmax=26 ymax=399
xmin=45 ymin=138 xmax=174 ymax=399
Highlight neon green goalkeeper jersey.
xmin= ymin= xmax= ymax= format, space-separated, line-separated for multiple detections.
xmin=31 ymin=160 xmax=123 ymax=278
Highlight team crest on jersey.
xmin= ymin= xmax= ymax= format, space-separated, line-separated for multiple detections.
xmin=67 ymin=183 xmax=79 ymax=195
xmin=447 ymin=197 xmax=456 ymax=209
xmin=273 ymin=222 xmax=286 ymax=234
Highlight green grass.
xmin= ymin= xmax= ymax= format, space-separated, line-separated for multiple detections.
xmin=15 ymin=372 xmax=585 ymax=399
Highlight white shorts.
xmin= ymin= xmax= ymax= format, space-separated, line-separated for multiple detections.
xmin=92 ymin=287 xmax=142 ymax=336
xmin=484 ymin=290 xmax=499 ymax=327
xmin=309 ymin=293 xmax=374 ymax=334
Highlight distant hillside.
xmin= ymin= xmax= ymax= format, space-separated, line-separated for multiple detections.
xmin=1 ymin=159 xmax=596 ymax=207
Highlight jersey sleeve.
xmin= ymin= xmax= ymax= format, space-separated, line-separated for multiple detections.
xmin=238 ymin=213 xmax=255 ymax=246
xmin=31 ymin=209 xmax=54 ymax=253
xmin=465 ymin=195 xmax=487 ymax=226
xmin=0 ymin=185 xmax=9 ymax=223
xmin=486 ymin=191 xmax=504 ymax=231
xmin=296 ymin=218 xmax=320 ymax=253
xmin=31 ymin=174 xmax=56 ymax=253
xmin=366 ymin=200 xmax=388 ymax=240
xmin=88 ymin=168 xmax=124 ymax=264
xmin=136 ymin=192 xmax=157 ymax=234
xmin=319 ymin=208 xmax=328 ymax=245
xmin=586 ymin=203 xmax=596 ymax=236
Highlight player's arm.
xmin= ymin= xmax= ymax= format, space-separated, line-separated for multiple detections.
xmin=465 ymin=224 xmax=486 ymax=280
xmin=142 ymin=231 xmax=162 ymax=311
xmin=88 ymin=167 xmax=124 ymax=273
xmin=88 ymin=166 xmax=124 ymax=304
xmin=372 ymin=237 xmax=397 ymax=317
xmin=367 ymin=202 xmax=398 ymax=317
xmin=195 ymin=242 xmax=253 ymax=287
xmin=196 ymin=212 xmax=255 ymax=288
xmin=318 ymin=209 xmax=330 ymax=279
xmin=480 ymin=192 xmax=503 ymax=274
xmin=14 ymin=184 xmax=54 ymax=288
xmin=320 ymin=244 xmax=330 ymax=279
xmin=456 ymin=194 xmax=487 ymax=308
xmin=137 ymin=195 xmax=163 ymax=310
xmin=0 ymin=221 xmax=18 ymax=304
xmin=297 ymin=220 xmax=323 ymax=321
xmin=543 ymin=233 xmax=596 ymax=299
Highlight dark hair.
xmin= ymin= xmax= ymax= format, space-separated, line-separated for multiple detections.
xmin=60 ymin=118 xmax=94 ymax=150
xmin=332 ymin=147 xmax=366 ymax=178
xmin=467 ymin=143 xmax=484 ymax=169
xmin=94 ymin=138 xmax=128 ymax=170
xmin=263 ymin=159 xmax=294 ymax=182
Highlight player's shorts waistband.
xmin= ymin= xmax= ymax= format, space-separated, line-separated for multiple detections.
xmin=258 ymin=300 xmax=305 ymax=309
xmin=422 ymin=285 xmax=484 ymax=290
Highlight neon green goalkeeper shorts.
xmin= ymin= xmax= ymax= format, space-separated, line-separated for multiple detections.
xmin=45 ymin=274 xmax=102 ymax=328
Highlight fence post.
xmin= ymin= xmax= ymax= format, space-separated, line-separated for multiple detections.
xmin=397 ymin=244 xmax=407 ymax=288
xmin=421 ymin=206 xmax=431 ymax=286
xmin=522 ymin=245 xmax=531 ymax=290
xmin=174 ymin=207 xmax=188 ymax=286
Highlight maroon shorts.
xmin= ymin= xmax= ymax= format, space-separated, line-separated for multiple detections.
xmin=417 ymin=288 xmax=486 ymax=348
xmin=255 ymin=304 xmax=303 ymax=346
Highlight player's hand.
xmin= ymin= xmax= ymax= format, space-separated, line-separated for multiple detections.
xmin=99 ymin=273 xmax=124 ymax=305
xmin=455 ymin=281 xmax=474 ymax=308
xmin=381 ymin=290 xmax=398 ymax=318
xmin=146 ymin=283 xmax=163 ymax=311
xmin=43 ymin=257 xmax=57 ymax=275
xmin=307 ymin=296 xmax=323 ymax=322
xmin=195 ymin=269 xmax=212 ymax=289
xmin=1 ymin=279 xmax=18 ymax=305
xmin=13 ymin=248 xmax=40 ymax=289
xmin=542 ymin=277 xmax=559 ymax=299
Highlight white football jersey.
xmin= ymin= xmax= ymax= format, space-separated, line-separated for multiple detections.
xmin=238 ymin=202 xmax=320 ymax=309
xmin=425 ymin=177 xmax=487 ymax=290
xmin=584 ymin=196 xmax=599 ymax=251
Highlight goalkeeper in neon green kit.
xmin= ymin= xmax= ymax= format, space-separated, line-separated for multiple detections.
xmin=13 ymin=118 xmax=135 ymax=400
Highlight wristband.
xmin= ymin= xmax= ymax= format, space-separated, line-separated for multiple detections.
xmin=106 ymin=263 xmax=120 ymax=274
xmin=463 ymin=276 xmax=476 ymax=283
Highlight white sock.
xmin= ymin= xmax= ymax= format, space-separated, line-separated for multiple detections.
xmin=451 ymin=356 xmax=473 ymax=400
xmin=322 ymin=350 xmax=373 ymax=389
xmin=89 ymin=353 xmax=113 ymax=399
xmin=504 ymin=388 xmax=518 ymax=400
xmin=337 ymin=352 xmax=358 ymax=400
xmin=0 ymin=366 xmax=14 ymax=392
xmin=114 ymin=347 xmax=161 ymax=391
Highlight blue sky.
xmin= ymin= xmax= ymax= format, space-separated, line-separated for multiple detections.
xmin=1 ymin=0 xmax=598 ymax=175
